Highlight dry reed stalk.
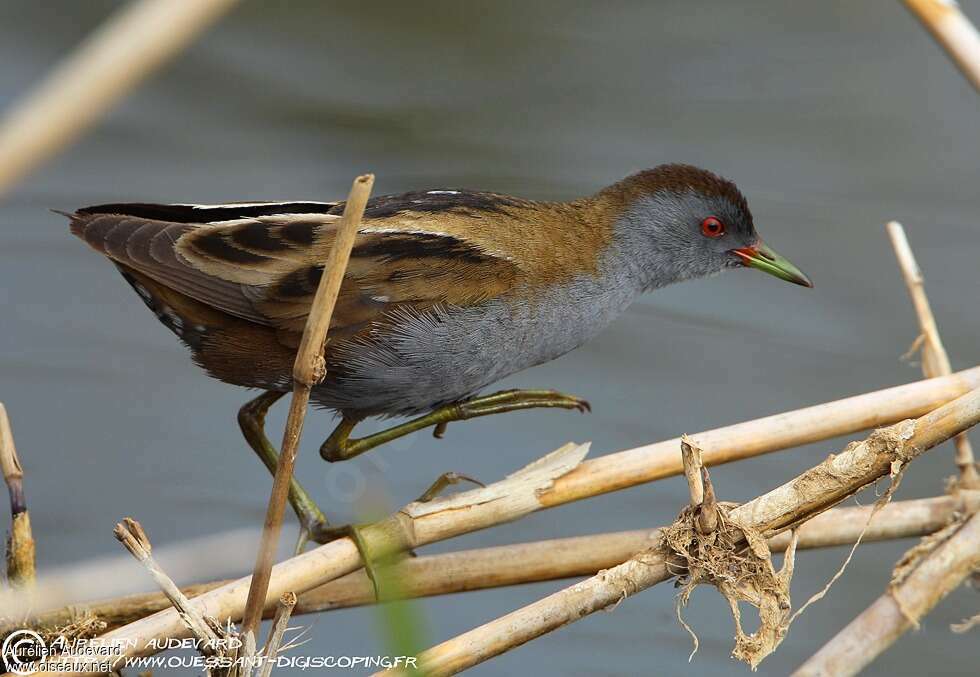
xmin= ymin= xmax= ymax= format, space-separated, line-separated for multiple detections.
xmin=680 ymin=436 xmax=718 ymax=534
xmin=257 ymin=593 xmax=297 ymax=677
xmin=20 ymin=363 xmax=959 ymax=610
xmin=793 ymin=508 xmax=980 ymax=676
xmin=0 ymin=527 xmax=262 ymax=631
xmin=237 ymin=632 xmax=256 ymax=677
xmin=24 ymin=372 xmax=980 ymax=673
xmin=887 ymin=221 xmax=977 ymax=486
xmin=1 ymin=402 xmax=35 ymax=588
xmin=680 ymin=435 xmax=705 ymax=507
xmin=28 ymin=444 xmax=590 ymax=674
xmin=241 ymin=174 xmax=374 ymax=637
xmin=113 ymin=518 xmax=221 ymax=654
xmin=25 ymin=493 xmax=979 ymax=632
xmin=789 ymin=224 xmax=980 ymax=674
xmin=904 ymin=0 xmax=980 ymax=91
xmin=540 ymin=366 xmax=980 ymax=505
xmin=0 ymin=0 xmax=240 ymax=198
xmin=384 ymin=386 xmax=980 ymax=676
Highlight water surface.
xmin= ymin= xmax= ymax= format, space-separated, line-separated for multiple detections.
xmin=1 ymin=1 xmax=978 ymax=675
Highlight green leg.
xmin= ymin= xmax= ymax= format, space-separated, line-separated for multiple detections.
xmin=238 ymin=391 xmax=334 ymax=548
xmin=316 ymin=471 xmax=487 ymax=599
xmin=314 ymin=389 xmax=588 ymax=592
xmin=320 ymin=389 xmax=590 ymax=462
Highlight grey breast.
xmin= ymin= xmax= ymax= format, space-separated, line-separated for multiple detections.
xmin=312 ymin=246 xmax=643 ymax=418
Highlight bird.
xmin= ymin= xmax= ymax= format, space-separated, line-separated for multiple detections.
xmin=67 ymin=163 xmax=811 ymax=543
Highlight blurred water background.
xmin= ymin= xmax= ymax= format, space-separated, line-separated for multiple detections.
xmin=1 ymin=1 xmax=979 ymax=675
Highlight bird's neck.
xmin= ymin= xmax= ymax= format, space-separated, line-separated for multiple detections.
xmin=570 ymin=194 xmax=691 ymax=294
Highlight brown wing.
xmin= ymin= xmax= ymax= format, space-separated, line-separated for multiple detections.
xmin=69 ymin=203 xmax=521 ymax=347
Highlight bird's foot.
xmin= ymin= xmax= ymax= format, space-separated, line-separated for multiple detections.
xmin=320 ymin=389 xmax=590 ymax=462
xmin=293 ymin=512 xmax=337 ymax=554
xmin=452 ymin=389 xmax=591 ymax=419
xmin=299 ymin=470 xmax=485 ymax=588
xmin=415 ymin=471 xmax=485 ymax=502
xmin=310 ymin=521 xmax=414 ymax=600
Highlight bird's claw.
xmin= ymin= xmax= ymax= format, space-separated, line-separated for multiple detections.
xmin=454 ymin=389 xmax=591 ymax=419
xmin=416 ymin=471 xmax=486 ymax=502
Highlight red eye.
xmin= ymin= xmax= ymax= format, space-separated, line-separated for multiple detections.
xmin=701 ymin=216 xmax=726 ymax=238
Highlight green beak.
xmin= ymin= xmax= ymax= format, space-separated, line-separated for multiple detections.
xmin=731 ymin=242 xmax=813 ymax=288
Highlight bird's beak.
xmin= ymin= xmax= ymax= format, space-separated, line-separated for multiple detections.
xmin=731 ymin=242 xmax=813 ymax=288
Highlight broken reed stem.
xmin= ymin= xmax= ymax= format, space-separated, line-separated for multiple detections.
xmin=257 ymin=592 xmax=297 ymax=677
xmin=1 ymin=402 xmax=35 ymax=588
xmin=887 ymin=221 xmax=977 ymax=486
xmin=0 ymin=0 xmax=241 ymax=197
xmin=113 ymin=518 xmax=220 ymax=653
xmin=904 ymin=0 xmax=980 ymax=92
xmin=384 ymin=386 xmax=980 ymax=677
xmin=680 ymin=436 xmax=718 ymax=534
xmin=241 ymin=173 xmax=374 ymax=637
xmin=697 ymin=466 xmax=719 ymax=534
xmin=540 ymin=366 xmax=980 ymax=505
xmin=887 ymin=222 xmax=950 ymax=377
xmin=36 ymin=493 xmax=976 ymax=633
xmin=794 ymin=508 xmax=980 ymax=677
xmin=680 ymin=435 xmax=704 ymax=507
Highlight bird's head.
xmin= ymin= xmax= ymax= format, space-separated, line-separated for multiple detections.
xmin=603 ymin=164 xmax=812 ymax=290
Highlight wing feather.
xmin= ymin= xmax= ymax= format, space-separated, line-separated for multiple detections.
xmin=69 ymin=203 xmax=521 ymax=342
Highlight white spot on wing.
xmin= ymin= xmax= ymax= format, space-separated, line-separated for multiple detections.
xmin=199 ymin=213 xmax=342 ymax=225
xmin=359 ymin=226 xmax=455 ymax=238
xmin=173 ymin=201 xmax=336 ymax=209
xmin=427 ymin=190 xmax=460 ymax=195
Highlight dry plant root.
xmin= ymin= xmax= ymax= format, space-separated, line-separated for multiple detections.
xmin=664 ymin=437 xmax=799 ymax=668
xmin=662 ymin=500 xmax=797 ymax=669
xmin=663 ymin=426 xmax=916 ymax=670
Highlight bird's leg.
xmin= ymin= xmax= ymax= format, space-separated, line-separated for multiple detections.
xmin=320 ymin=389 xmax=590 ymax=462
xmin=313 ymin=390 xmax=587 ymax=590
xmin=237 ymin=394 xmax=411 ymax=568
xmin=312 ymin=472 xmax=486 ymax=598
xmin=311 ymin=522 xmax=391 ymax=597
xmin=237 ymin=391 xmax=334 ymax=550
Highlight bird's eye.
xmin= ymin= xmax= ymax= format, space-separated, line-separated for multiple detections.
xmin=700 ymin=216 xmax=726 ymax=238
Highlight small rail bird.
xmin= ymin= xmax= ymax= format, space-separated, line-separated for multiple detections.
xmin=68 ymin=164 xmax=811 ymax=543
